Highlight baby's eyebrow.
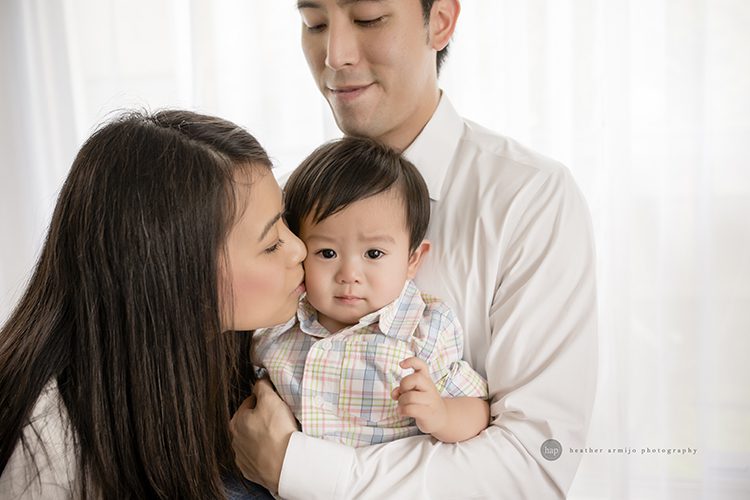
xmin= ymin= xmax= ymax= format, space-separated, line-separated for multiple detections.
xmin=359 ymin=234 xmax=396 ymax=244
xmin=305 ymin=234 xmax=336 ymax=242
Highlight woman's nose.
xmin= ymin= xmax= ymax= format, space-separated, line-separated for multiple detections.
xmin=283 ymin=227 xmax=307 ymax=265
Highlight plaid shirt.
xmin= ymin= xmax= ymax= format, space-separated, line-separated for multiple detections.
xmin=253 ymin=280 xmax=488 ymax=448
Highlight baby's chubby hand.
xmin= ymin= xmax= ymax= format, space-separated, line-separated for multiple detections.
xmin=391 ymin=356 xmax=448 ymax=436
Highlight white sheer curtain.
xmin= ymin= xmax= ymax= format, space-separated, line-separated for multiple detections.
xmin=444 ymin=1 xmax=750 ymax=498
xmin=1 ymin=1 xmax=748 ymax=498
xmin=0 ymin=0 xmax=79 ymax=316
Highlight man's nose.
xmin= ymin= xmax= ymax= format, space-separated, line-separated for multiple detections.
xmin=325 ymin=19 xmax=359 ymax=70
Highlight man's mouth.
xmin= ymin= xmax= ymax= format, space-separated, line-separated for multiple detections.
xmin=326 ymin=83 xmax=373 ymax=100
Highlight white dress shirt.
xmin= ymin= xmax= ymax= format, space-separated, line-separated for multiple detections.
xmin=278 ymin=95 xmax=598 ymax=499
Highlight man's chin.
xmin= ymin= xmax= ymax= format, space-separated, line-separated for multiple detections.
xmin=330 ymin=109 xmax=377 ymax=138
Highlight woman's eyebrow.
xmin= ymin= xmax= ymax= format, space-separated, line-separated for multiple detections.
xmin=259 ymin=212 xmax=283 ymax=242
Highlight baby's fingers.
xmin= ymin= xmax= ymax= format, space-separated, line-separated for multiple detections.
xmin=393 ymin=357 xmax=434 ymax=399
xmin=396 ymin=390 xmax=432 ymax=409
xmin=400 ymin=356 xmax=429 ymax=373
xmin=391 ymin=386 xmax=401 ymax=400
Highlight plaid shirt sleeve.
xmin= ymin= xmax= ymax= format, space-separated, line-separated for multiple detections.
xmin=415 ymin=295 xmax=489 ymax=399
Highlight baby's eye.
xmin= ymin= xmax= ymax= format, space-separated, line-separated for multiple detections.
xmin=365 ymin=249 xmax=384 ymax=259
xmin=317 ymin=249 xmax=337 ymax=259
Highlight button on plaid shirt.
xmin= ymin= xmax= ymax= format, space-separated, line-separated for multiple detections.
xmin=253 ymin=280 xmax=488 ymax=448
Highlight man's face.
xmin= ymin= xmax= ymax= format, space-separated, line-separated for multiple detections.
xmin=298 ymin=0 xmax=440 ymax=151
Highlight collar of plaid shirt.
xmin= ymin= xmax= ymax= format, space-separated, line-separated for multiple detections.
xmin=296 ymin=279 xmax=425 ymax=342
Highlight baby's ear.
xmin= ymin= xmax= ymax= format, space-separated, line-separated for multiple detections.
xmin=406 ymin=240 xmax=432 ymax=279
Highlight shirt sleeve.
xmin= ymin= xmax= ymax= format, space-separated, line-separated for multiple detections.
xmin=278 ymin=166 xmax=597 ymax=499
xmin=416 ymin=299 xmax=488 ymax=399
xmin=251 ymin=315 xmax=297 ymax=367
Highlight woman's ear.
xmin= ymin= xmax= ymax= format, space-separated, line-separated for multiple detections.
xmin=406 ymin=240 xmax=432 ymax=279
xmin=428 ymin=0 xmax=461 ymax=52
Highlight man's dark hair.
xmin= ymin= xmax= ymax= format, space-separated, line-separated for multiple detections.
xmin=421 ymin=0 xmax=449 ymax=75
xmin=285 ymin=137 xmax=430 ymax=254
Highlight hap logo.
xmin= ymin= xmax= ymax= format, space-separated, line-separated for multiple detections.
xmin=541 ymin=439 xmax=562 ymax=461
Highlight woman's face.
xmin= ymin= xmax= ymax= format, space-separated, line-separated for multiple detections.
xmin=220 ymin=167 xmax=306 ymax=331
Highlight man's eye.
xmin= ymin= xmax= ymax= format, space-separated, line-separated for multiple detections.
xmin=318 ymin=249 xmax=337 ymax=259
xmin=365 ymin=249 xmax=384 ymax=259
xmin=355 ymin=16 xmax=386 ymax=27
xmin=304 ymin=22 xmax=327 ymax=33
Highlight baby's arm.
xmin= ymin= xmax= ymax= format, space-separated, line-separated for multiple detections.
xmin=391 ymin=357 xmax=489 ymax=443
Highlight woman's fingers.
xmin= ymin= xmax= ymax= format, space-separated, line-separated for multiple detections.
xmin=252 ymin=378 xmax=274 ymax=399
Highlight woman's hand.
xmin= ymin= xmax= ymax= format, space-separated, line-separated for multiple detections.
xmin=230 ymin=379 xmax=298 ymax=494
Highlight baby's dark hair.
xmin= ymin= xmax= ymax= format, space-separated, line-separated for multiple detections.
xmin=285 ymin=137 xmax=430 ymax=253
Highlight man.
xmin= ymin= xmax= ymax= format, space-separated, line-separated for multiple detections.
xmin=231 ymin=1 xmax=597 ymax=498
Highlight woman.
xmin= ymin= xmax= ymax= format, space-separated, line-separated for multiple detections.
xmin=0 ymin=110 xmax=306 ymax=498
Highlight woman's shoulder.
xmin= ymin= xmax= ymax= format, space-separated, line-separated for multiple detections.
xmin=0 ymin=379 xmax=78 ymax=499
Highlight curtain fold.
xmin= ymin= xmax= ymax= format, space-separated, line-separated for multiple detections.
xmin=0 ymin=0 xmax=78 ymax=319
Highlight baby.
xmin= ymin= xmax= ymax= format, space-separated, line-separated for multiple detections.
xmin=253 ymin=137 xmax=489 ymax=447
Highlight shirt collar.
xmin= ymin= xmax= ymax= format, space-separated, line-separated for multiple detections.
xmin=403 ymin=93 xmax=465 ymax=202
xmin=297 ymin=296 xmax=330 ymax=338
xmin=296 ymin=280 xmax=426 ymax=342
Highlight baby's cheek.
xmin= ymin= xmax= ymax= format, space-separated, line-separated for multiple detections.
xmin=302 ymin=264 xmax=324 ymax=297
xmin=304 ymin=282 xmax=326 ymax=312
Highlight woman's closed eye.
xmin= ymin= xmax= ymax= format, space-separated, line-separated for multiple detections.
xmin=264 ymin=239 xmax=285 ymax=254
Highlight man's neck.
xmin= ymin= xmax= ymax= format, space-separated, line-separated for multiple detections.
xmin=378 ymin=89 xmax=442 ymax=152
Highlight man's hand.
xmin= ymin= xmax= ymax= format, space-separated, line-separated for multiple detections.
xmin=391 ymin=357 xmax=448 ymax=435
xmin=230 ymin=378 xmax=298 ymax=494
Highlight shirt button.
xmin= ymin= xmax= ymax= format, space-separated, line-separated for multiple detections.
xmin=314 ymin=395 xmax=324 ymax=407
xmin=318 ymin=340 xmax=332 ymax=351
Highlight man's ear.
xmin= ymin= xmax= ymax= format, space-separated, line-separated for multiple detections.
xmin=406 ymin=240 xmax=432 ymax=279
xmin=428 ymin=0 xmax=460 ymax=52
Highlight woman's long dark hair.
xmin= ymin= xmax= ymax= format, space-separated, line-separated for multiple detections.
xmin=0 ymin=110 xmax=268 ymax=498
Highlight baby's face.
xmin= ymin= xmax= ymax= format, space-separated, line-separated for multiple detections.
xmin=300 ymin=190 xmax=418 ymax=333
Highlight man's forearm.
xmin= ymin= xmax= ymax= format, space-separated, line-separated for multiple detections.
xmin=431 ymin=397 xmax=490 ymax=443
xmin=280 ymin=424 xmax=569 ymax=500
